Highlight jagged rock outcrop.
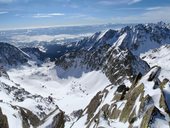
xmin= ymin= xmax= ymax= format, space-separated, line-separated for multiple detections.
xmin=104 ymin=47 xmax=150 ymax=84
xmin=0 ymin=67 xmax=9 ymax=79
xmin=51 ymin=111 xmax=65 ymax=128
xmin=0 ymin=108 xmax=8 ymax=128
xmin=72 ymin=66 xmax=170 ymax=128
xmin=20 ymin=107 xmax=40 ymax=128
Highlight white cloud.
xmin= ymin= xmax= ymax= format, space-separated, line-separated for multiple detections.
xmin=0 ymin=0 xmax=14 ymax=3
xmin=98 ymin=0 xmax=142 ymax=5
xmin=48 ymin=13 xmax=65 ymax=16
xmin=0 ymin=11 xmax=8 ymax=14
xmin=11 ymin=33 xmax=93 ymax=43
xmin=32 ymin=13 xmax=65 ymax=18
xmin=146 ymin=6 xmax=162 ymax=11
xmin=112 ymin=6 xmax=170 ymax=23
xmin=128 ymin=0 xmax=142 ymax=4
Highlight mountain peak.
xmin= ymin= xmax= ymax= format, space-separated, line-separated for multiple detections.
xmin=104 ymin=46 xmax=150 ymax=84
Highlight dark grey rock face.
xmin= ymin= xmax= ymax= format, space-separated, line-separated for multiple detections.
xmin=22 ymin=47 xmax=46 ymax=61
xmin=51 ymin=111 xmax=65 ymax=128
xmin=0 ymin=42 xmax=29 ymax=66
xmin=104 ymin=47 xmax=150 ymax=84
xmin=0 ymin=108 xmax=9 ymax=128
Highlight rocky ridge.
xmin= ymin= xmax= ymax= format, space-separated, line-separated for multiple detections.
xmin=71 ymin=66 xmax=170 ymax=128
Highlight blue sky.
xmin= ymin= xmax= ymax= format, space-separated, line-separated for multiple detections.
xmin=0 ymin=0 xmax=170 ymax=30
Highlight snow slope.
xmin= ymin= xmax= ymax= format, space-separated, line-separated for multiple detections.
xmin=141 ymin=44 xmax=170 ymax=81
xmin=0 ymin=70 xmax=59 ymax=128
xmin=6 ymin=61 xmax=110 ymax=127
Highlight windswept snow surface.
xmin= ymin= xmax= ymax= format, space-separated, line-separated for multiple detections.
xmin=7 ymin=61 xmax=110 ymax=127
xmin=141 ymin=44 xmax=170 ymax=81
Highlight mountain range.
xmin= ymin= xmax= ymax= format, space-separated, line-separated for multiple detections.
xmin=0 ymin=22 xmax=170 ymax=128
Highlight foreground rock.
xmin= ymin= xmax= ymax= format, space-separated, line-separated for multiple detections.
xmin=72 ymin=66 xmax=170 ymax=128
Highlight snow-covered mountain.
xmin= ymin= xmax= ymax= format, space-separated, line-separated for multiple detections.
xmin=54 ymin=22 xmax=170 ymax=128
xmin=55 ymin=22 xmax=170 ymax=84
xmin=75 ymin=22 xmax=170 ymax=54
xmin=113 ymin=22 xmax=170 ymax=55
xmin=1 ymin=22 xmax=170 ymax=128
xmin=0 ymin=23 xmax=129 ymax=47
xmin=22 ymin=21 xmax=170 ymax=65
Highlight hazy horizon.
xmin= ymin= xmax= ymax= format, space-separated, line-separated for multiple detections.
xmin=0 ymin=0 xmax=170 ymax=30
